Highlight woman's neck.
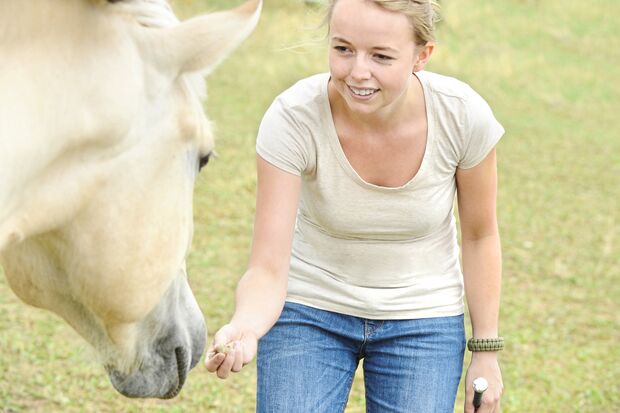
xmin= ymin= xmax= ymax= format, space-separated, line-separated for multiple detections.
xmin=328 ymin=74 xmax=425 ymax=135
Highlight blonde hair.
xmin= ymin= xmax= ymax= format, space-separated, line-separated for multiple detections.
xmin=325 ymin=0 xmax=440 ymax=46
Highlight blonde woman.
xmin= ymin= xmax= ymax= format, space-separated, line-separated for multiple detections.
xmin=206 ymin=0 xmax=504 ymax=411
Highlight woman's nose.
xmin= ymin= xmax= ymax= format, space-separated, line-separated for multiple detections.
xmin=350 ymin=56 xmax=371 ymax=81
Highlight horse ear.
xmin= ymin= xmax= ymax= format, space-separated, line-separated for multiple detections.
xmin=148 ymin=0 xmax=262 ymax=76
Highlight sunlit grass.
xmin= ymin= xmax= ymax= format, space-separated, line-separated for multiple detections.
xmin=1 ymin=0 xmax=618 ymax=411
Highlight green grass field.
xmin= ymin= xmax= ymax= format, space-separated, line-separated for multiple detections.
xmin=1 ymin=0 xmax=618 ymax=411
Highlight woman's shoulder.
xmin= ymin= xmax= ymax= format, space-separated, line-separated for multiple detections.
xmin=419 ymin=71 xmax=497 ymax=123
xmin=418 ymin=70 xmax=479 ymax=102
xmin=273 ymin=73 xmax=330 ymax=110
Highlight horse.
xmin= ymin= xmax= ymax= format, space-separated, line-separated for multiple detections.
xmin=0 ymin=0 xmax=262 ymax=399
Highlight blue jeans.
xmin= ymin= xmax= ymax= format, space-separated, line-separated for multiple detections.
xmin=257 ymin=302 xmax=465 ymax=413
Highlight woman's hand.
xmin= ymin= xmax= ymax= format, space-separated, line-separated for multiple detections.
xmin=464 ymin=352 xmax=503 ymax=412
xmin=204 ymin=323 xmax=258 ymax=379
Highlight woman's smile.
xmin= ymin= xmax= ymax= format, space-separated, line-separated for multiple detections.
xmin=347 ymin=84 xmax=379 ymax=100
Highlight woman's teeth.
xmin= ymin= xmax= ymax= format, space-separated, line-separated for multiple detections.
xmin=349 ymin=86 xmax=377 ymax=96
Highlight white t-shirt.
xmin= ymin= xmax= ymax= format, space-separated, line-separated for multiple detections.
xmin=256 ymin=71 xmax=504 ymax=320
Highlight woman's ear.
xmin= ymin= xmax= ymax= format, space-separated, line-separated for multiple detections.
xmin=413 ymin=41 xmax=435 ymax=72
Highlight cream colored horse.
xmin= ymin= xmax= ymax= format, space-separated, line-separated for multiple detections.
xmin=0 ymin=0 xmax=261 ymax=399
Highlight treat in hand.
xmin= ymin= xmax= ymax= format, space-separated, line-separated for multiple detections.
xmin=207 ymin=343 xmax=234 ymax=359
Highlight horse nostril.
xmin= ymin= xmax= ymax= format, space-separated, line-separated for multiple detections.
xmin=162 ymin=346 xmax=189 ymax=399
xmin=176 ymin=346 xmax=189 ymax=383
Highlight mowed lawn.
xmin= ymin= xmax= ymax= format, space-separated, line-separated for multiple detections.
xmin=1 ymin=0 xmax=618 ymax=411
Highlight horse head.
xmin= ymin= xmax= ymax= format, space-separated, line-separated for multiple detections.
xmin=0 ymin=0 xmax=261 ymax=398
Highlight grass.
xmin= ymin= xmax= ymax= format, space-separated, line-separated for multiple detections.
xmin=1 ymin=0 xmax=619 ymax=411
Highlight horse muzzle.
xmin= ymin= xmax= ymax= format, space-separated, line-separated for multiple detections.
xmin=107 ymin=319 xmax=206 ymax=399
xmin=105 ymin=270 xmax=206 ymax=399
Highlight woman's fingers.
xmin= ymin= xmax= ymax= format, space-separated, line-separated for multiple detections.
xmin=216 ymin=347 xmax=238 ymax=379
xmin=231 ymin=342 xmax=244 ymax=372
xmin=205 ymin=351 xmax=225 ymax=372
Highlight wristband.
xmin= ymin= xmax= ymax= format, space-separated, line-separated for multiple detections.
xmin=467 ymin=337 xmax=504 ymax=352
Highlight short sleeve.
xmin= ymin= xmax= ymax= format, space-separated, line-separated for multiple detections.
xmin=256 ymin=97 xmax=311 ymax=176
xmin=458 ymin=88 xmax=505 ymax=169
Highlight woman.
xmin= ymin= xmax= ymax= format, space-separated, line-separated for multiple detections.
xmin=205 ymin=0 xmax=504 ymax=412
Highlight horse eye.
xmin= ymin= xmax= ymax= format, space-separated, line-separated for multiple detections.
xmin=198 ymin=152 xmax=212 ymax=171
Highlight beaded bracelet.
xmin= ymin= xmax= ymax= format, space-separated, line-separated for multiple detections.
xmin=467 ymin=337 xmax=504 ymax=352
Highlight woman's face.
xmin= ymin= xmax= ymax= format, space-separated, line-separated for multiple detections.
xmin=328 ymin=0 xmax=422 ymax=117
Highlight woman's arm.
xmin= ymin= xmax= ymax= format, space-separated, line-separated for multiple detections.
xmin=205 ymin=155 xmax=301 ymax=379
xmin=456 ymin=149 xmax=503 ymax=413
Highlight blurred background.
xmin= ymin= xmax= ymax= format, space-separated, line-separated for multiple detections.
xmin=1 ymin=0 xmax=618 ymax=411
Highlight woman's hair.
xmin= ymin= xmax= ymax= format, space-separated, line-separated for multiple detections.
xmin=325 ymin=0 xmax=440 ymax=46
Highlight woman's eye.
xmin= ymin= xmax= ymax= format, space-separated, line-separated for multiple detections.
xmin=198 ymin=153 xmax=212 ymax=171
xmin=334 ymin=45 xmax=350 ymax=53
xmin=374 ymin=54 xmax=394 ymax=62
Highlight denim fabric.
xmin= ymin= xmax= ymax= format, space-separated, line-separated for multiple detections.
xmin=257 ymin=302 xmax=465 ymax=413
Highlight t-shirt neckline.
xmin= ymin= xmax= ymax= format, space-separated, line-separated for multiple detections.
xmin=321 ymin=71 xmax=435 ymax=192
